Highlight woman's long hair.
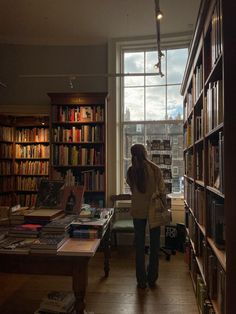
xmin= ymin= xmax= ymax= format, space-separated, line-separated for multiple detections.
xmin=128 ymin=144 xmax=148 ymax=193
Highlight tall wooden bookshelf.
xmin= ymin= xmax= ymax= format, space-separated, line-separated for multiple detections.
xmin=0 ymin=114 xmax=50 ymax=207
xmin=0 ymin=115 xmax=15 ymax=206
xmin=48 ymin=92 xmax=107 ymax=207
xmin=181 ymin=0 xmax=236 ymax=313
xmin=14 ymin=116 xmax=50 ymax=207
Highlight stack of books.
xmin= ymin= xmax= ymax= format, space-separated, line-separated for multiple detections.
xmin=10 ymin=205 xmax=32 ymax=225
xmin=0 ymin=236 xmax=37 ymax=254
xmin=8 ymin=223 xmax=43 ymax=238
xmin=35 ymin=290 xmax=75 ymax=314
xmin=24 ymin=208 xmax=65 ymax=225
xmin=70 ymin=208 xmax=113 ymax=239
xmin=30 ymin=233 xmax=68 ymax=254
xmin=41 ymin=215 xmax=76 ymax=235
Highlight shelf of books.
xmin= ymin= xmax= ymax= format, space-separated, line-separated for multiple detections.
xmin=0 ymin=115 xmax=15 ymax=206
xmin=181 ymin=0 xmax=236 ymax=313
xmin=48 ymin=92 xmax=107 ymax=207
xmin=14 ymin=116 xmax=50 ymax=207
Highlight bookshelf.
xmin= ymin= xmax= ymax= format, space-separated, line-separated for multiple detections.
xmin=48 ymin=92 xmax=107 ymax=207
xmin=0 ymin=115 xmax=15 ymax=206
xmin=14 ymin=116 xmax=50 ymax=207
xmin=181 ymin=0 xmax=236 ymax=313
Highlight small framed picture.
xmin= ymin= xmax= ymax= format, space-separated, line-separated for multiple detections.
xmin=61 ymin=185 xmax=85 ymax=214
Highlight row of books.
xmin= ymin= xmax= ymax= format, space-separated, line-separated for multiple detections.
xmin=211 ymin=0 xmax=222 ymax=68
xmin=53 ymin=124 xmax=104 ymax=143
xmin=16 ymin=127 xmax=49 ymax=142
xmin=52 ymin=105 xmax=104 ymax=123
xmin=0 ymin=126 xmax=14 ymax=142
xmin=0 ymin=143 xmax=13 ymax=158
xmin=184 ymin=151 xmax=194 ymax=178
xmin=192 ymin=63 xmax=203 ymax=103
xmin=184 ymin=92 xmax=193 ymax=121
xmin=53 ymin=145 xmax=104 ymax=166
xmin=0 ymin=176 xmax=14 ymax=192
xmin=15 ymin=160 xmax=49 ymax=175
xmin=16 ymin=176 xmax=43 ymax=191
xmin=195 ymin=109 xmax=204 ymax=141
xmin=16 ymin=193 xmax=38 ymax=208
xmin=183 ymin=120 xmax=194 ymax=148
xmin=205 ymin=80 xmax=223 ymax=134
xmin=195 ymin=147 xmax=204 ymax=181
xmin=16 ymin=144 xmax=50 ymax=159
xmin=0 ymin=160 xmax=13 ymax=175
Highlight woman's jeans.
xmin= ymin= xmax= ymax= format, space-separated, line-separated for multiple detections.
xmin=133 ymin=218 xmax=161 ymax=285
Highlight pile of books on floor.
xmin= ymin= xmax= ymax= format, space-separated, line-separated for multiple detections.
xmin=35 ymin=290 xmax=75 ymax=314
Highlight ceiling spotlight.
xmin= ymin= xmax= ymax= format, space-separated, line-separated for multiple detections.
xmin=156 ymin=10 xmax=163 ymax=20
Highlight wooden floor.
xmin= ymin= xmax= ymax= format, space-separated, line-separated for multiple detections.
xmin=0 ymin=247 xmax=198 ymax=314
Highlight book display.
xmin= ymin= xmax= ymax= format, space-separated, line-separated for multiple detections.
xmin=48 ymin=92 xmax=107 ymax=208
xmin=14 ymin=116 xmax=50 ymax=207
xmin=181 ymin=0 xmax=236 ymax=313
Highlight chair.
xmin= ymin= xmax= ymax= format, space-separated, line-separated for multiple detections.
xmin=110 ymin=194 xmax=134 ymax=247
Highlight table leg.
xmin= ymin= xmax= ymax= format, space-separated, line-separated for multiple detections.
xmin=102 ymin=225 xmax=111 ymax=277
xmin=72 ymin=258 xmax=89 ymax=314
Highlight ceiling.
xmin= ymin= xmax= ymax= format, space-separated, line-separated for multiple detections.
xmin=0 ymin=0 xmax=200 ymax=46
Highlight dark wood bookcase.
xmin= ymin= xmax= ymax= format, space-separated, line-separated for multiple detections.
xmin=0 ymin=115 xmax=50 ymax=207
xmin=0 ymin=114 xmax=15 ymax=206
xmin=181 ymin=0 xmax=236 ymax=313
xmin=48 ymin=92 xmax=107 ymax=208
xmin=14 ymin=116 xmax=50 ymax=207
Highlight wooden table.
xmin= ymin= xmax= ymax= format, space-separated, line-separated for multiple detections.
xmin=0 ymin=212 xmax=113 ymax=314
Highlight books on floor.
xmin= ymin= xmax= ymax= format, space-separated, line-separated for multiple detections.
xmin=36 ymin=290 xmax=75 ymax=313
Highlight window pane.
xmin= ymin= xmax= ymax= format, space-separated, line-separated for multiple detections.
xmin=124 ymin=87 xmax=144 ymax=121
xmin=146 ymin=86 xmax=166 ymax=120
xmin=167 ymin=48 xmax=188 ymax=84
xmin=124 ymin=52 xmax=144 ymax=73
xmin=146 ymin=50 xmax=166 ymax=86
xmin=167 ymin=85 xmax=183 ymax=120
xmin=124 ymin=75 xmax=144 ymax=87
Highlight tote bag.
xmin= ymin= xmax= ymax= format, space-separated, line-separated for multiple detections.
xmin=148 ymin=192 xmax=172 ymax=229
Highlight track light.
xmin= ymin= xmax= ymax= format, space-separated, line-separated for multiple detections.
xmin=156 ymin=9 xmax=163 ymax=20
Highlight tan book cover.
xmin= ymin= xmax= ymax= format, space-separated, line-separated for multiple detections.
xmin=58 ymin=238 xmax=100 ymax=256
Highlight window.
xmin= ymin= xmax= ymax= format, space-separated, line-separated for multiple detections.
xmin=121 ymin=47 xmax=188 ymax=194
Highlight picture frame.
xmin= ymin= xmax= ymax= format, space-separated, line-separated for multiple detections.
xmin=35 ymin=179 xmax=64 ymax=209
xmin=61 ymin=185 xmax=85 ymax=214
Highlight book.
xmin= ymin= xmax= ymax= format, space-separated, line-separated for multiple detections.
xmin=60 ymin=185 xmax=85 ymax=215
xmin=31 ymin=234 xmax=68 ymax=250
xmin=39 ymin=290 xmax=75 ymax=313
xmin=24 ymin=209 xmax=65 ymax=220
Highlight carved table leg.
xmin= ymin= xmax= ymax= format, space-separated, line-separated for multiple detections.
xmin=72 ymin=258 xmax=89 ymax=314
